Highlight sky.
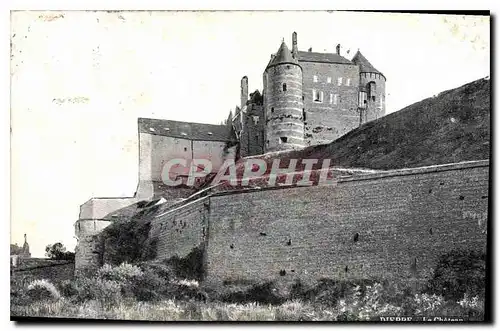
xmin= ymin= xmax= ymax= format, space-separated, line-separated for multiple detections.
xmin=10 ymin=11 xmax=490 ymax=257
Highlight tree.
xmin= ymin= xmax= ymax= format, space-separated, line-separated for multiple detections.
xmin=45 ymin=242 xmax=75 ymax=261
xmin=10 ymin=243 xmax=22 ymax=255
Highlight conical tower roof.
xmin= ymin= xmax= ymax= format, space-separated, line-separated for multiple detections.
xmin=267 ymin=41 xmax=300 ymax=69
xmin=352 ymin=50 xmax=384 ymax=77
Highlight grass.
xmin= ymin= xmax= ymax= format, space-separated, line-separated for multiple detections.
xmin=11 ymin=253 xmax=486 ymax=322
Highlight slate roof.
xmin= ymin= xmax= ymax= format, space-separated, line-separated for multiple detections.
xmin=138 ymin=118 xmax=236 ymax=142
xmin=351 ymin=50 xmax=383 ymax=75
xmin=267 ymin=41 xmax=300 ymax=69
xmin=297 ymin=51 xmax=352 ymax=65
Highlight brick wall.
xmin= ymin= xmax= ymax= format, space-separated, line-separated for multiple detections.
xmin=204 ymin=160 xmax=489 ymax=285
xmin=301 ymin=62 xmax=360 ymax=145
xmin=149 ymin=197 xmax=209 ymax=260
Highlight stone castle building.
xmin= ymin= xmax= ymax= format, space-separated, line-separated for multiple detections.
xmin=74 ymin=33 xmax=386 ymax=270
xmin=235 ymin=32 xmax=386 ymax=155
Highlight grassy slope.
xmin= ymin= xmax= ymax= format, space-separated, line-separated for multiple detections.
xmin=276 ymin=77 xmax=490 ymax=170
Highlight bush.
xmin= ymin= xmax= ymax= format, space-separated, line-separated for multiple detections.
xmin=426 ymin=250 xmax=486 ymax=300
xmin=129 ymin=269 xmax=167 ymax=302
xmin=216 ymin=281 xmax=286 ymax=305
xmin=137 ymin=261 xmax=175 ymax=281
xmin=97 ymin=263 xmax=143 ymax=282
xmin=165 ymin=246 xmax=205 ymax=280
xmin=25 ymin=279 xmax=61 ymax=302
xmin=71 ymin=277 xmax=122 ymax=306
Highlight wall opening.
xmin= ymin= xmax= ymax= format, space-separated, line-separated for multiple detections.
xmin=287 ymin=239 xmax=292 ymax=246
xmin=283 ymin=83 xmax=287 ymax=92
xmin=230 ymin=244 xmax=234 ymax=249
xmin=429 ymin=228 xmax=433 ymax=235
xmin=353 ymin=233 xmax=359 ymax=242
xmin=260 ymin=232 xmax=267 ymax=236
xmin=280 ymin=137 xmax=288 ymax=143
xmin=271 ymin=107 xmax=274 ymax=113
xmin=279 ymin=270 xmax=286 ymax=276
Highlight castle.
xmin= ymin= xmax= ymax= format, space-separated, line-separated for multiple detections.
xmin=76 ymin=33 xmax=386 ymax=231
xmin=235 ymin=32 xmax=386 ymax=156
xmin=71 ymin=35 xmax=491 ymax=283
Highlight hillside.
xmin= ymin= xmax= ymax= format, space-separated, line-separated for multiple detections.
xmin=261 ymin=77 xmax=490 ymax=170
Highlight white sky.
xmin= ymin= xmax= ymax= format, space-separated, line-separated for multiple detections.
xmin=10 ymin=11 xmax=489 ymax=257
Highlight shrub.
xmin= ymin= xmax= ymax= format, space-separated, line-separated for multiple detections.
xmin=59 ymin=279 xmax=79 ymax=298
xmin=71 ymin=277 xmax=122 ymax=305
xmin=25 ymin=279 xmax=61 ymax=301
xmin=137 ymin=261 xmax=175 ymax=280
xmin=216 ymin=281 xmax=286 ymax=305
xmin=129 ymin=269 xmax=167 ymax=302
xmin=426 ymin=250 xmax=486 ymax=300
xmin=96 ymin=263 xmax=143 ymax=283
xmin=165 ymin=246 xmax=205 ymax=280
xmin=335 ymin=283 xmax=403 ymax=321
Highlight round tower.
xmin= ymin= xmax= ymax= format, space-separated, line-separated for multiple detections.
xmin=263 ymin=40 xmax=304 ymax=152
xmin=352 ymin=50 xmax=386 ymax=124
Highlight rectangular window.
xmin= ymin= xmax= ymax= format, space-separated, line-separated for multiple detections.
xmin=313 ymin=89 xmax=323 ymax=103
xmin=327 ymin=77 xmax=332 ymax=83
xmin=329 ymin=93 xmax=333 ymax=104
xmin=359 ymin=91 xmax=367 ymax=108
xmin=333 ymin=94 xmax=338 ymax=105
xmin=337 ymin=77 xmax=343 ymax=86
xmin=313 ymin=75 xmax=318 ymax=83
xmin=346 ymin=78 xmax=351 ymax=86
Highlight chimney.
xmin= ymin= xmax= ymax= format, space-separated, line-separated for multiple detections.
xmin=336 ymin=44 xmax=341 ymax=55
xmin=24 ymin=234 xmax=27 ymax=243
xmin=292 ymin=32 xmax=298 ymax=58
xmin=240 ymin=76 xmax=248 ymax=109
xmin=308 ymin=47 xmax=312 ymax=52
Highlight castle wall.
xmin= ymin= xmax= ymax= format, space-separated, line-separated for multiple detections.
xmin=149 ymin=197 xmax=209 ymax=260
xmin=74 ymin=219 xmax=112 ymax=272
xmin=204 ymin=161 xmax=488 ymax=285
xmin=139 ymin=132 xmax=236 ymax=185
xmin=79 ymin=197 xmax=139 ymax=220
xmin=300 ymin=62 xmax=360 ymax=145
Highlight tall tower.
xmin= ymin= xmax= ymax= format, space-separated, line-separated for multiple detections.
xmin=263 ymin=39 xmax=304 ymax=152
xmin=352 ymin=50 xmax=386 ymax=124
